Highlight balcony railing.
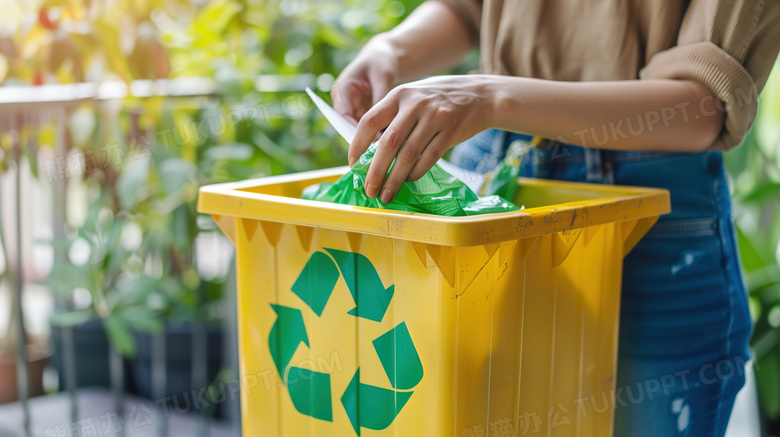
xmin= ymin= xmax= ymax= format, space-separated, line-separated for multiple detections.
xmin=0 ymin=75 xmax=319 ymax=437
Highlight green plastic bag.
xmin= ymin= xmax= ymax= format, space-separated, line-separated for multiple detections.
xmin=302 ymin=144 xmax=520 ymax=216
xmin=479 ymin=138 xmax=535 ymax=200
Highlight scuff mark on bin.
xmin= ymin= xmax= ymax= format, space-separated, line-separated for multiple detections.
xmin=495 ymin=262 xmax=509 ymax=283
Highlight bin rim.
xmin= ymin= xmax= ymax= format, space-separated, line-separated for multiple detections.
xmin=197 ymin=166 xmax=670 ymax=247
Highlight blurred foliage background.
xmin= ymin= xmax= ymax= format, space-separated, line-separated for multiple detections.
xmin=0 ymin=0 xmax=424 ymax=358
xmin=0 ymin=0 xmax=779 ymax=428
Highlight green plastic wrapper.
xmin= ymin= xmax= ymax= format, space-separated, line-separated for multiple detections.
xmin=302 ymin=144 xmax=520 ymax=216
xmin=479 ymin=138 xmax=534 ymax=200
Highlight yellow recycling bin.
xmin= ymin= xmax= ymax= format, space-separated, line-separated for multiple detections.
xmin=198 ymin=166 xmax=670 ymax=437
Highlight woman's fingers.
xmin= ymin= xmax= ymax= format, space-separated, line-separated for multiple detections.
xmin=407 ymin=131 xmax=450 ymax=182
xmin=349 ymin=95 xmax=398 ymax=166
xmin=364 ymin=109 xmax=419 ymax=199
xmin=379 ymin=121 xmax=438 ymax=203
xmin=343 ymin=76 xmax=489 ymax=199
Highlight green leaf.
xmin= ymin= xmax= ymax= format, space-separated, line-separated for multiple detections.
xmin=107 ymin=276 xmax=159 ymax=308
xmin=94 ymin=20 xmax=132 ymax=83
xmin=735 ymin=223 xmax=771 ymax=272
xmin=69 ymin=107 xmax=96 ymax=147
xmin=746 ymin=265 xmax=780 ymax=295
xmin=158 ymin=157 xmax=196 ymax=195
xmin=172 ymin=204 xmax=193 ymax=252
xmin=315 ymin=22 xmax=354 ymax=49
xmin=43 ymin=263 xmax=89 ymax=295
xmin=106 ymin=216 xmax=128 ymax=251
xmin=116 ymin=157 xmax=151 ymax=211
xmin=50 ymin=310 xmax=96 ymax=327
xmin=203 ymin=142 xmax=254 ymax=163
xmin=724 ymin=127 xmax=754 ymax=179
xmin=749 ymin=295 xmax=762 ymax=323
xmin=740 ymin=182 xmax=780 ymax=204
xmin=103 ymin=314 xmax=136 ymax=357
xmin=190 ymin=0 xmax=242 ymax=43
xmin=756 ymin=346 xmax=780 ymax=419
xmin=24 ymin=143 xmax=39 ymax=179
xmin=117 ymin=305 xmax=163 ymax=333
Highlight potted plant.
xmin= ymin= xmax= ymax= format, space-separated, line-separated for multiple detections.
xmin=47 ymin=195 xmax=163 ymax=404
xmin=121 ymin=114 xmax=231 ymax=407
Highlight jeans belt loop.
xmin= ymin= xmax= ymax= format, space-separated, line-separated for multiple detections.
xmin=584 ymin=147 xmax=603 ymax=183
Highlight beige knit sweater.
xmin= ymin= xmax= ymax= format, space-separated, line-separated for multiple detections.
xmin=437 ymin=0 xmax=780 ymax=150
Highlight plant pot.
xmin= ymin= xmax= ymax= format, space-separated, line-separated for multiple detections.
xmin=0 ymin=342 xmax=51 ymax=405
xmin=51 ymin=319 xmax=113 ymax=390
xmin=130 ymin=322 xmax=223 ymax=401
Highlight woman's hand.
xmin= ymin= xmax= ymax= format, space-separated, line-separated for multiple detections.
xmin=350 ymin=75 xmax=497 ymax=203
xmin=331 ymin=37 xmax=400 ymax=126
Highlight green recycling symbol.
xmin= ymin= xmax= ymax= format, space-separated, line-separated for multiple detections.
xmin=269 ymin=248 xmax=424 ymax=435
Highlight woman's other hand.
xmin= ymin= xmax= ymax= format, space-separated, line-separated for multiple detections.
xmin=331 ymin=38 xmax=400 ymax=126
xmin=332 ymin=1 xmax=476 ymax=128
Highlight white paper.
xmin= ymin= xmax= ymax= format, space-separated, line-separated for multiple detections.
xmin=305 ymin=87 xmax=357 ymax=144
xmin=435 ymin=158 xmax=485 ymax=193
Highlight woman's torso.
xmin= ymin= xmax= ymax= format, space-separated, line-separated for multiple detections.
xmin=478 ymin=0 xmax=688 ymax=80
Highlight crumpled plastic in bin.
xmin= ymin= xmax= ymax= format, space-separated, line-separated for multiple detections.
xmin=302 ymin=144 xmax=520 ymax=216
xmin=478 ymin=137 xmax=536 ymax=200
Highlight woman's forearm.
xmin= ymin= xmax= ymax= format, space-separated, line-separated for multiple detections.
xmin=347 ymin=74 xmax=726 ymax=200
xmin=375 ymin=1 xmax=474 ymax=82
xmin=489 ymin=76 xmax=725 ymax=153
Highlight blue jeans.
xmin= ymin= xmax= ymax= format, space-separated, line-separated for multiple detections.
xmin=451 ymin=130 xmax=753 ymax=437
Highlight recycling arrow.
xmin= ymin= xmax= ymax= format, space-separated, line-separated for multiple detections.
xmin=341 ymin=322 xmax=423 ymax=435
xmin=286 ymin=365 xmax=333 ymax=422
xmin=269 ymin=304 xmax=333 ymax=422
xmin=372 ymin=322 xmax=424 ymax=390
xmin=291 ymin=251 xmax=339 ymax=317
xmin=269 ymin=304 xmax=309 ymax=376
xmin=325 ymin=248 xmax=395 ymax=322
xmin=341 ymin=368 xmax=413 ymax=436
xmin=269 ymin=247 xmax=424 ymax=433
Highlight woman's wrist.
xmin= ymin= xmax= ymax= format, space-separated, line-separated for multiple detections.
xmin=478 ymin=75 xmax=524 ymax=132
xmin=364 ymin=33 xmax=395 ymax=54
xmin=365 ymin=34 xmax=419 ymax=82
xmin=365 ymin=1 xmax=473 ymax=82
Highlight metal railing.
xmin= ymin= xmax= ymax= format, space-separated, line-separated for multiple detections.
xmin=0 ymin=76 xmax=316 ymax=437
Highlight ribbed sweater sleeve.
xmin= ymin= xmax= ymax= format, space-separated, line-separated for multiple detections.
xmin=640 ymin=0 xmax=780 ymax=150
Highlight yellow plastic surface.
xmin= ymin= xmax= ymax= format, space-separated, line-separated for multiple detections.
xmin=198 ymin=167 xmax=670 ymax=437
